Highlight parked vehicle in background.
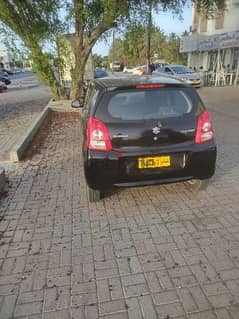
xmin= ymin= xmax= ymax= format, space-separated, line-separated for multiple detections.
xmin=110 ymin=61 xmax=121 ymax=72
xmin=0 ymin=75 xmax=11 ymax=85
xmin=71 ymin=76 xmax=216 ymax=202
xmin=153 ymin=64 xmax=201 ymax=88
xmin=0 ymin=68 xmax=14 ymax=75
xmin=0 ymin=70 xmax=9 ymax=77
xmin=94 ymin=69 xmax=109 ymax=78
xmin=123 ymin=66 xmax=134 ymax=73
xmin=153 ymin=61 xmax=168 ymax=69
xmin=0 ymin=81 xmax=7 ymax=93
xmin=132 ymin=65 xmax=147 ymax=75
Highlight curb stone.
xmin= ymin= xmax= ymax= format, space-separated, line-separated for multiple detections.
xmin=9 ymin=99 xmax=80 ymax=162
xmin=9 ymin=84 xmax=39 ymax=91
xmin=9 ymin=102 xmax=51 ymax=162
xmin=0 ymin=167 xmax=5 ymax=192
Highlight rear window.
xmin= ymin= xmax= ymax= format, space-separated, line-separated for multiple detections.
xmin=97 ymin=88 xmax=203 ymax=121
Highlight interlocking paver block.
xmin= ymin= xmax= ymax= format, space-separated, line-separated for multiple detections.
xmin=99 ymin=299 xmax=127 ymax=316
xmin=14 ymin=301 xmax=43 ymax=317
xmin=0 ymin=294 xmax=18 ymax=319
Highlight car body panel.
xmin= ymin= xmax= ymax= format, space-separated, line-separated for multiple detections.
xmin=132 ymin=65 xmax=147 ymax=75
xmin=153 ymin=65 xmax=201 ymax=88
xmin=123 ymin=66 xmax=134 ymax=73
xmin=85 ymin=143 xmax=216 ymax=189
xmin=0 ymin=80 xmax=8 ymax=92
xmin=94 ymin=69 xmax=109 ymax=78
xmin=80 ymin=76 xmax=216 ymax=191
xmin=0 ymin=76 xmax=11 ymax=85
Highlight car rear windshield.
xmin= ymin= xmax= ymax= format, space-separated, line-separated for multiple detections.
xmin=96 ymin=87 xmax=204 ymax=121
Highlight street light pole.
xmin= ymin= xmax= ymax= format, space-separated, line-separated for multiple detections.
xmin=146 ymin=1 xmax=152 ymax=74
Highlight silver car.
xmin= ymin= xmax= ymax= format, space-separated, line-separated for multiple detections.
xmin=153 ymin=65 xmax=201 ymax=88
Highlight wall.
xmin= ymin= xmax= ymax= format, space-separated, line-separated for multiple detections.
xmin=196 ymin=0 xmax=239 ymax=36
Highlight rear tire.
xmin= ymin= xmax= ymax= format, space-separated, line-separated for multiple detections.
xmin=88 ymin=186 xmax=101 ymax=202
xmin=187 ymin=179 xmax=209 ymax=192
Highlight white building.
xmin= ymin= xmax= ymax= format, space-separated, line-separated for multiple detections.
xmin=180 ymin=0 xmax=239 ymax=72
xmin=0 ymin=50 xmax=13 ymax=69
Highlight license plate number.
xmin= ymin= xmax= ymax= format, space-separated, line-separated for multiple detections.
xmin=138 ymin=156 xmax=171 ymax=169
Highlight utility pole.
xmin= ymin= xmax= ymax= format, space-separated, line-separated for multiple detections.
xmin=146 ymin=1 xmax=152 ymax=74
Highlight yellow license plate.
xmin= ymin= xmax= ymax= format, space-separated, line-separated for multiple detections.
xmin=138 ymin=156 xmax=171 ymax=169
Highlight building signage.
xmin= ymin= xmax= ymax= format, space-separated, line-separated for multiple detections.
xmin=181 ymin=31 xmax=239 ymax=52
xmin=218 ymin=31 xmax=239 ymax=49
xmin=198 ymin=38 xmax=216 ymax=51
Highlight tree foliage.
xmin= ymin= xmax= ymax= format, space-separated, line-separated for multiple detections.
xmin=0 ymin=0 xmax=226 ymax=99
xmin=108 ymin=26 xmax=187 ymax=66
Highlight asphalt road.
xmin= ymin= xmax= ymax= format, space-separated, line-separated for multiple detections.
xmin=0 ymin=72 xmax=51 ymax=160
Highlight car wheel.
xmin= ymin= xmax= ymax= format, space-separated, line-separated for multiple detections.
xmin=187 ymin=179 xmax=209 ymax=192
xmin=88 ymin=186 xmax=101 ymax=202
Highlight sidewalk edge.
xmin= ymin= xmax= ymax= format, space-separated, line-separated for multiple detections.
xmin=9 ymin=101 xmax=51 ymax=162
xmin=0 ymin=167 xmax=6 ymax=192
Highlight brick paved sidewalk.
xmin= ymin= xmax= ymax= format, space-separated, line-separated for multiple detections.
xmin=0 ymin=110 xmax=239 ymax=319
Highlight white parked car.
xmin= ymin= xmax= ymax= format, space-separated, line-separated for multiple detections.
xmin=153 ymin=64 xmax=201 ymax=88
xmin=123 ymin=66 xmax=134 ymax=73
xmin=132 ymin=65 xmax=147 ymax=75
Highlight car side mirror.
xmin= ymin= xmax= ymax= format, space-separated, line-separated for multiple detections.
xmin=71 ymin=98 xmax=84 ymax=108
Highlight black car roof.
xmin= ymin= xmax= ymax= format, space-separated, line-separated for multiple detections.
xmin=94 ymin=75 xmax=185 ymax=89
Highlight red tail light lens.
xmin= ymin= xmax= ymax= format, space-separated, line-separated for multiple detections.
xmin=136 ymin=84 xmax=165 ymax=89
xmin=195 ymin=110 xmax=214 ymax=144
xmin=86 ymin=117 xmax=112 ymax=152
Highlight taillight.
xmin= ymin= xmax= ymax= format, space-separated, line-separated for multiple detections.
xmin=136 ymin=84 xmax=165 ymax=89
xmin=86 ymin=117 xmax=112 ymax=152
xmin=195 ymin=110 xmax=214 ymax=144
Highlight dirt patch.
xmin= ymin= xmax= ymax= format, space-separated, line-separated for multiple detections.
xmin=23 ymin=111 xmax=80 ymax=160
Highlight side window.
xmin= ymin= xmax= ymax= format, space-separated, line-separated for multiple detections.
xmin=84 ymin=84 xmax=99 ymax=117
xmin=84 ymin=83 xmax=94 ymax=106
xmin=165 ymin=67 xmax=172 ymax=73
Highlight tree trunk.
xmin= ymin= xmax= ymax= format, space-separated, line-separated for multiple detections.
xmin=29 ymin=45 xmax=64 ymax=100
xmin=70 ymin=40 xmax=90 ymax=100
xmin=70 ymin=63 xmax=85 ymax=100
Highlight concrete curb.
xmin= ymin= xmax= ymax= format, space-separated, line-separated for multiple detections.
xmin=0 ymin=167 xmax=6 ymax=192
xmin=9 ymin=102 xmax=51 ymax=162
xmin=9 ymin=84 xmax=39 ymax=91
xmin=9 ymin=99 xmax=80 ymax=162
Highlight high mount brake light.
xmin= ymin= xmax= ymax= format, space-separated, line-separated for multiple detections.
xmin=86 ymin=117 xmax=112 ymax=152
xmin=195 ymin=110 xmax=214 ymax=144
xmin=136 ymin=84 xmax=165 ymax=89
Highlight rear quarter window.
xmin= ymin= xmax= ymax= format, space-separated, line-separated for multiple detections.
xmin=95 ymin=87 xmax=204 ymax=122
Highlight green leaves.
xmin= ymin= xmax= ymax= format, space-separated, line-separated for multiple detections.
xmin=0 ymin=0 xmax=226 ymax=99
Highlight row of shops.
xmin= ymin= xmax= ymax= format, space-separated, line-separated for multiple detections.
xmin=180 ymin=31 xmax=239 ymax=72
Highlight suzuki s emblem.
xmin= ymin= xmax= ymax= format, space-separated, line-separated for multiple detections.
xmin=152 ymin=126 xmax=161 ymax=135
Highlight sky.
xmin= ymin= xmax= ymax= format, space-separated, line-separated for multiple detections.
xmin=93 ymin=5 xmax=192 ymax=56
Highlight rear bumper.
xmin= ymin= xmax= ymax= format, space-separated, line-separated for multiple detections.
xmin=84 ymin=142 xmax=216 ymax=190
xmin=186 ymin=80 xmax=201 ymax=88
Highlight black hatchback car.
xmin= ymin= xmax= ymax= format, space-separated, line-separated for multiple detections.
xmin=72 ymin=76 xmax=216 ymax=202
